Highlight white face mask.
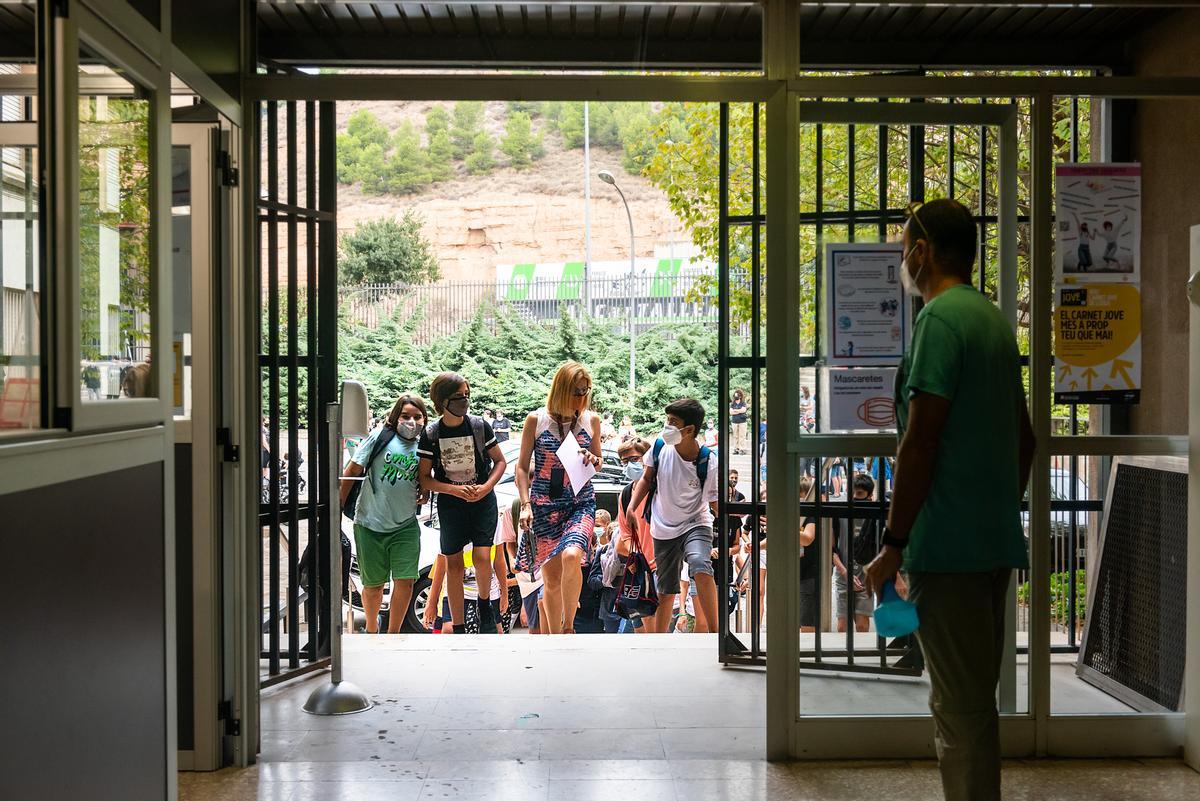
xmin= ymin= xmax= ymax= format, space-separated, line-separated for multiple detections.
xmin=660 ymin=425 xmax=684 ymax=445
xmin=900 ymin=248 xmax=925 ymax=296
xmin=396 ymin=419 xmax=421 ymax=440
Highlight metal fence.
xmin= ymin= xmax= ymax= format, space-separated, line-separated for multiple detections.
xmin=338 ymin=272 xmax=751 ymax=343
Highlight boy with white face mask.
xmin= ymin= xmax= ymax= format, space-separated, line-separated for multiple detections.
xmin=627 ymin=398 xmax=720 ymax=635
xmin=339 ymin=393 xmax=429 ymax=634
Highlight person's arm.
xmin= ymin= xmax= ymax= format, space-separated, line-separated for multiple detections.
xmin=863 ymin=392 xmax=951 ymax=597
xmin=586 ymin=415 xmax=603 ymax=468
xmin=480 ymin=442 xmax=507 ymax=494
xmin=886 ymin=392 xmax=952 ymax=541
xmin=800 ymin=520 xmax=816 ymax=548
xmin=832 ymin=550 xmax=848 ymax=577
xmin=515 ymin=413 xmax=539 ymax=529
xmin=1018 ymin=400 xmax=1036 ymax=497
xmin=419 ymin=457 xmax=466 ymax=500
xmin=493 ymin=547 xmax=508 ymax=615
xmin=587 ymin=551 xmax=606 ymax=593
xmin=340 ymin=460 xmax=364 ymax=507
xmin=616 ymin=493 xmax=635 ymax=557
xmin=423 ymin=555 xmax=446 ymax=628
xmin=626 ymin=465 xmax=657 ymax=520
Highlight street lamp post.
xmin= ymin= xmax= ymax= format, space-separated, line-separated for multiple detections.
xmin=598 ymin=169 xmax=636 ymax=406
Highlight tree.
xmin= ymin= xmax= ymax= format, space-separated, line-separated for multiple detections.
xmin=426 ymin=129 xmax=455 ymax=182
xmin=500 ymin=111 xmax=543 ymax=170
xmin=338 ymin=212 xmax=441 ymax=286
xmin=352 ymin=141 xmax=393 ymax=195
xmin=386 ymin=121 xmax=431 ymax=193
xmin=464 ymin=131 xmax=495 ymax=175
xmin=554 ymin=304 xmax=581 ymax=362
xmin=337 ymin=109 xmax=391 ymax=185
xmin=450 ymin=101 xmax=485 ymax=159
xmin=425 ymin=106 xmax=455 ymax=182
xmin=345 ymin=108 xmax=390 ymax=149
xmin=425 ymin=104 xmax=451 ymax=138
xmin=506 ymin=100 xmax=541 ymax=117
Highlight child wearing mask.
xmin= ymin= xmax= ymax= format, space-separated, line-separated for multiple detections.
xmin=627 ymin=398 xmax=720 ymax=635
xmin=418 ymin=372 xmax=507 ymax=634
xmin=339 ymin=393 xmax=428 ymax=634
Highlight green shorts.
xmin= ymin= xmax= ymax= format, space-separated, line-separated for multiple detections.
xmin=353 ymin=519 xmax=421 ymax=587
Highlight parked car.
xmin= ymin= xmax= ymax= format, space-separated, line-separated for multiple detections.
xmin=1021 ymin=469 xmax=1091 ymax=542
xmin=346 ymin=435 xmax=631 ymax=632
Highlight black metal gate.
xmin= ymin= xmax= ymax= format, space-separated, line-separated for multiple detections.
xmin=717 ymin=95 xmax=1100 ymax=672
xmin=257 ymin=98 xmax=338 ymax=687
xmin=796 ymin=97 xmax=1101 ymax=676
xmin=717 ymin=102 xmax=767 ymax=665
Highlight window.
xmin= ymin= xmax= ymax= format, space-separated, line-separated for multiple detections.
xmin=77 ymin=60 xmax=154 ymax=402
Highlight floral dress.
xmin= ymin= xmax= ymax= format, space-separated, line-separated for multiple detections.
xmin=528 ymin=408 xmax=596 ymax=571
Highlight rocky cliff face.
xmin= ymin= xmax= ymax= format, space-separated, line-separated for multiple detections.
xmin=334 ymin=101 xmax=692 ymax=282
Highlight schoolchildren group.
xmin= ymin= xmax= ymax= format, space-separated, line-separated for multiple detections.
xmin=339 ymin=360 xmax=721 ymax=635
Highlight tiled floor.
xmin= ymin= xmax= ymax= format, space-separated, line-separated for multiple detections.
xmin=181 ymin=635 xmax=1200 ymax=801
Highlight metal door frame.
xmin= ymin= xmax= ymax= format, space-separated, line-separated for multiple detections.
xmin=171 ymin=121 xmax=221 ymax=770
xmin=774 ymin=99 xmax=1024 ymax=759
xmin=255 ymin=97 xmax=338 ymax=688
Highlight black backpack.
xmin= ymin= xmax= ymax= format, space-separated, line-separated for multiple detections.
xmin=424 ymin=415 xmax=494 ymax=480
xmin=342 ymin=426 xmax=397 ymax=520
xmin=641 ymin=437 xmax=712 ymax=523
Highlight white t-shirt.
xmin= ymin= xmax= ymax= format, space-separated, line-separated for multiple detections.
xmin=644 ymin=442 xmax=719 ymax=541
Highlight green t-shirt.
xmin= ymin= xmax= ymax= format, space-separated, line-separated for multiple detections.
xmin=894 ymin=284 xmax=1029 ymax=573
xmin=352 ymin=429 xmax=420 ymax=532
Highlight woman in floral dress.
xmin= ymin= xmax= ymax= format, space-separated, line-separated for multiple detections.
xmin=514 ymin=361 xmax=603 ymax=634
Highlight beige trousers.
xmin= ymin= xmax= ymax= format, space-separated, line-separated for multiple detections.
xmin=909 ymin=569 xmax=1011 ymax=801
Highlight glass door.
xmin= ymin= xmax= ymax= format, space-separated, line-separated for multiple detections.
xmin=172 ymin=119 xmax=223 ymax=771
xmin=781 ymin=99 xmax=1025 ymax=757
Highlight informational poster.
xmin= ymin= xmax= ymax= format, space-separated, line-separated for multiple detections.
xmin=822 ymin=367 xmax=898 ymax=431
xmin=1054 ymin=284 xmax=1141 ymax=404
xmin=1056 ymin=163 xmax=1140 ymax=284
xmin=825 ymin=242 xmax=908 ymax=366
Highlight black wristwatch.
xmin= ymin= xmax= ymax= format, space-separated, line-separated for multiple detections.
xmin=881 ymin=526 xmax=909 ymax=551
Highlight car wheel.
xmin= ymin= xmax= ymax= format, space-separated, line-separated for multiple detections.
xmin=403 ymin=567 xmax=434 ymax=632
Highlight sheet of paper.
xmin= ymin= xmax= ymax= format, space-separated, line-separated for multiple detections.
xmin=555 ymin=432 xmax=596 ymax=497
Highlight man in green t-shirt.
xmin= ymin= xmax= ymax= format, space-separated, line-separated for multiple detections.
xmin=865 ymin=198 xmax=1035 ymax=801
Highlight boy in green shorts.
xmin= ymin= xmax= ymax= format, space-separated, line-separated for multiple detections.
xmin=340 ymin=393 xmax=428 ymax=634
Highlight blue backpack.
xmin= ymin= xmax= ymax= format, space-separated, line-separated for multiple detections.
xmin=642 ymin=438 xmax=712 ymax=523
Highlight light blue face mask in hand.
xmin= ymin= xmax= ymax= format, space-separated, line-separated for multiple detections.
xmin=873 ymin=580 xmax=919 ymax=637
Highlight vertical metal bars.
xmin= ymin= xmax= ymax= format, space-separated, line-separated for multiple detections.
xmin=258 ymin=98 xmax=337 ymax=686
xmin=286 ymin=101 xmax=300 ymax=670
xmin=750 ymin=102 xmax=763 ymax=659
xmin=717 ymin=102 xmax=767 ymax=665
xmin=305 ymin=101 xmax=320 ymax=662
xmin=716 ymin=103 xmax=731 ymax=659
xmin=266 ymin=99 xmax=280 ymax=678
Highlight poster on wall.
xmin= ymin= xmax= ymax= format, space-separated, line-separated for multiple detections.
xmin=1055 ymin=163 xmax=1140 ymax=284
xmin=1054 ymin=284 xmax=1141 ymax=405
xmin=825 ymin=242 xmax=908 ymax=366
xmin=822 ymin=368 xmax=898 ymax=431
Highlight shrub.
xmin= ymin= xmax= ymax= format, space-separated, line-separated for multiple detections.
xmin=500 ymin=111 xmax=543 ymax=170
xmin=338 ymin=212 xmax=441 ymax=286
xmin=385 ymin=122 xmax=431 ymax=194
xmin=464 ymin=131 xmax=496 ymax=175
xmin=450 ymin=101 xmax=485 ymax=159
